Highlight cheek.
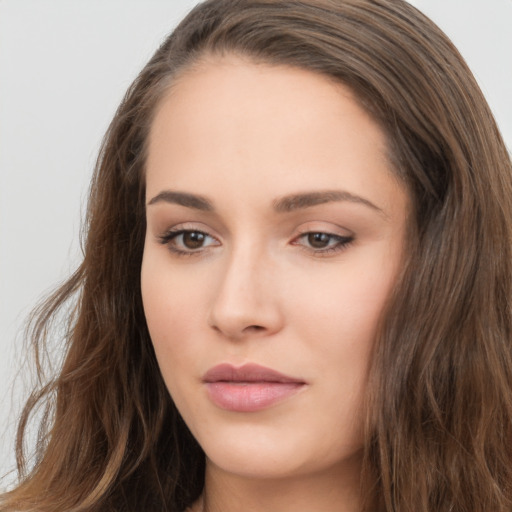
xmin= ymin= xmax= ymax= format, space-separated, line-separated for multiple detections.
xmin=285 ymin=247 xmax=397 ymax=354
xmin=140 ymin=250 xmax=205 ymax=377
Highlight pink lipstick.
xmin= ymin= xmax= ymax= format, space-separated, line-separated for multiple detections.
xmin=203 ymin=363 xmax=306 ymax=412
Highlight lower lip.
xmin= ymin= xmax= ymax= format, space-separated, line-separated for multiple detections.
xmin=205 ymin=382 xmax=305 ymax=412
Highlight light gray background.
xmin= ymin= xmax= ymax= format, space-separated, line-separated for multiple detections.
xmin=1 ymin=0 xmax=511 ymax=483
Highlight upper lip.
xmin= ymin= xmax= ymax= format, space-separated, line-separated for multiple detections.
xmin=203 ymin=363 xmax=305 ymax=384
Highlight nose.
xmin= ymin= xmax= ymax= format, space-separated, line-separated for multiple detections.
xmin=207 ymin=246 xmax=284 ymax=341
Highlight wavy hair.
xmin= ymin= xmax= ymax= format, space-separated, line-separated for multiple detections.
xmin=2 ymin=1 xmax=512 ymax=511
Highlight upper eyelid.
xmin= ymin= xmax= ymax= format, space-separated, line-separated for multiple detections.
xmin=295 ymin=223 xmax=354 ymax=237
xmin=296 ymin=230 xmax=352 ymax=239
xmin=160 ymin=227 xmax=219 ymax=242
xmin=156 ymin=221 xmax=354 ymax=241
xmin=157 ymin=222 xmax=217 ymax=236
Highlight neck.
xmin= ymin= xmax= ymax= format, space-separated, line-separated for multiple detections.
xmin=195 ymin=456 xmax=367 ymax=512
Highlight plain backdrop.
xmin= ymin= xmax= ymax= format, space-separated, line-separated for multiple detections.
xmin=1 ymin=0 xmax=511 ymax=483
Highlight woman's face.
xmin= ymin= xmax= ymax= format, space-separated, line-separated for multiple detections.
xmin=142 ymin=56 xmax=408 ymax=481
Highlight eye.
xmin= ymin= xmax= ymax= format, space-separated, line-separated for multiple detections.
xmin=306 ymin=232 xmax=334 ymax=249
xmin=293 ymin=231 xmax=354 ymax=254
xmin=159 ymin=229 xmax=219 ymax=255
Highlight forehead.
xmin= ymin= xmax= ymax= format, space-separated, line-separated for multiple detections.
xmin=145 ymin=55 xmax=402 ymax=215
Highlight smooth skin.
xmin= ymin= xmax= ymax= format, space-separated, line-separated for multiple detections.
xmin=141 ymin=55 xmax=409 ymax=512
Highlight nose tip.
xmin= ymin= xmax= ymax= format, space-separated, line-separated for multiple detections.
xmin=207 ymin=257 xmax=283 ymax=341
xmin=209 ymin=299 xmax=281 ymax=341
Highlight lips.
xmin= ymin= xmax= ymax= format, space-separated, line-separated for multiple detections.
xmin=203 ymin=363 xmax=306 ymax=412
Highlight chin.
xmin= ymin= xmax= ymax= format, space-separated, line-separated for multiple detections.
xmin=205 ymin=445 xmax=310 ymax=479
xmin=196 ymin=421 xmax=364 ymax=480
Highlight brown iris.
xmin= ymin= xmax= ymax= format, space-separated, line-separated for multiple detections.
xmin=307 ymin=232 xmax=334 ymax=248
xmin=182 ymin=231 xmax=206 ymax=249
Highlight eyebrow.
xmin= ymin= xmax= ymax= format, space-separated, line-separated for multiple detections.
xmin=147 ymin=190 xmax=214 ymax=211
xmin=272 ymin=190 xmax=384 ymax=215
xmin=147 ymin=189 xmax=384 ymax=215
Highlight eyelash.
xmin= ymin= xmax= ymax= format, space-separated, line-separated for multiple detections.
xmin=158 ymin=228 xmax=354 ymax=257
xmin=158 ymin=229 xmax=219 ymax=257
xmin=293 ymin=231 xmax=354 ymax=255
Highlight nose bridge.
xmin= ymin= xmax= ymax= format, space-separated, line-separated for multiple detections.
xmin=208 ymin=238 xmax=282 ymax=339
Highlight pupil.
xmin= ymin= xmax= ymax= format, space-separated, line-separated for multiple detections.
xmin=308 ymin=232 xmax=330 ymax=248
xmin=183 ymin=231 xmax=205 ymax=249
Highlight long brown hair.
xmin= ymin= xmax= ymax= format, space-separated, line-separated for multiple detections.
xmin=2 ymin=1 xmax=512 ymax=511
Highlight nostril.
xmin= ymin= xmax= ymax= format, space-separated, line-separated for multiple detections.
xmin=244 ymin=325 xmax=265 ymax=333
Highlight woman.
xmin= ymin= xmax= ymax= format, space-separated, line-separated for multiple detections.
xmin=2 ymin=0 xmax=512 ymax=511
